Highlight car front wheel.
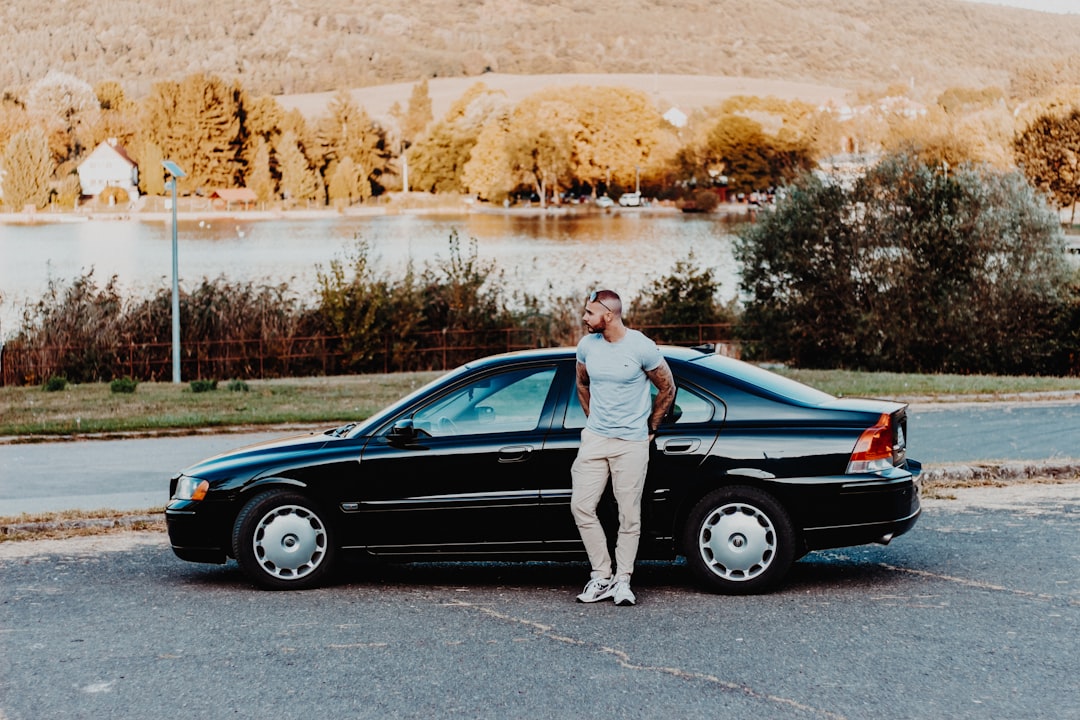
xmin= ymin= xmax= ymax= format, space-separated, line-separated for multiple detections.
xmin=232 ymin=489 xmax=336 ymax=590
xmin=683 ymin=486 xmax=796 ymax=595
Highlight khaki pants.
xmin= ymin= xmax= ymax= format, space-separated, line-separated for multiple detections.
xmin=570 ymin=428 xmax=651 ymax=579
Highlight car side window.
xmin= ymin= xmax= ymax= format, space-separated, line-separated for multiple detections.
xmin=563 ymin=383 xmax=714 ymax=429
xmin=413 ymin=366 xmax=557 ymax=437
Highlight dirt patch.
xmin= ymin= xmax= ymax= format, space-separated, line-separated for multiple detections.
xmin=921 ymin=477 xmax=1080 ymax=511
xmin=0 ymin=529 xmax=167 ymax=561
xmin=277 ymin=72 xmax=853 ymax=122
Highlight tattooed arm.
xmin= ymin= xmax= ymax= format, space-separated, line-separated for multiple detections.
xmin=575 ymin=360 xmax=591 ymax=417
xmin=645 ymin=359 xmax=676 ymax=435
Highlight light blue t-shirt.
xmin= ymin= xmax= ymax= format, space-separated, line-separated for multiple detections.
xmin=576 ymin=329 xmax=663 ymax=441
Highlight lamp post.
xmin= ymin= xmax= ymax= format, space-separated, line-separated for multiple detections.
xmin=162 ymin=160 xmax=186 ymax=384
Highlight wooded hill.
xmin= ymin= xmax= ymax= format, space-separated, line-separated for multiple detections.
xmin=2 ymin=0 xmax=1079 ymax=102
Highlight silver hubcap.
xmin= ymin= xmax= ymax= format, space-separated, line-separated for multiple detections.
xmin=252 ymin=505 xmax=327 ymax=580
xmin=697 ymin=502 xmax=776 ymax=582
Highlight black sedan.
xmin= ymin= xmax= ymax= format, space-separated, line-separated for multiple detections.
xmin=166 ymin=346 xmax=921 ymax=593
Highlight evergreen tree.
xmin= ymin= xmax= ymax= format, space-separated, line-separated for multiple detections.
xmin=277 ymin=130 xmax=321 ymax=205
xmin=316 ymin=92 xmax=389 ymax=197
xmin=141 ymin=73 xmax=243 ymax=193
xmin=3 ymin=126 xmax=52 ymax=209
xmin=410 ymin=83 xmax=505 ymax=195
xmin=134 ymin=141 xmax=164 ymax=196
xmin=402 ymin=78 xmax=433 ymax=144
xmin=248 ymin=137 xmax=275 ymax=204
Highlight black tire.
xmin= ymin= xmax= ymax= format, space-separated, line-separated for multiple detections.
xmin=232 ymin=489 xmax=336 ymax=590
xmin=682 ymin=485 xmax=796 ymax=595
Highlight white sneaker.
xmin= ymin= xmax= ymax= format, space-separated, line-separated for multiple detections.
xmin=576 ymin=576 xmax=614 ymax=603
xmin=611 ymin=575 xmax=636 ymax=606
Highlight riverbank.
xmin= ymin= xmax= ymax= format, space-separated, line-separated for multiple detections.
xmin=0 ymin=192 xmax=764 ymax=226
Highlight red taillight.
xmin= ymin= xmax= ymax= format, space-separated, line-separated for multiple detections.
xmin=847 ymin=413 xmax=895 ymax=473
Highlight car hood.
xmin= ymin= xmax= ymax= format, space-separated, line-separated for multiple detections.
xmin=180 ymin=431 xmax=335 ymax=481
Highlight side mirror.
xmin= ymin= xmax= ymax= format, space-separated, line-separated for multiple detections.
xmin=388 ymin=418 xmax=418 ymax=445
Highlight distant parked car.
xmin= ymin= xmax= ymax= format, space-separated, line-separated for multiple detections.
xmin=595 ymin=196 xmax=615 ymax=208
xmin=166 ymin=346 xmax=922 ymax=594
xmin=618 ymin=192 xmax=642 ymax=207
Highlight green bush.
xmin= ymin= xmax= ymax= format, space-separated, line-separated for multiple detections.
xmin=735 ymin=152 xmax=1075 ymax=374
xmin=227 ymin=379 xmax=250 ymax=392
xmin=110 ymin=377 xmax=138 ymax=393
xmin=43 ymin=375 xmax=68 ymax=392
xmin=189 ymin=379 xmax=219 ymax=393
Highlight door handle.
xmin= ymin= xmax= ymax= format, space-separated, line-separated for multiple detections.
xmin=498 ymin=445 xmax=534 ymax=463
xmin=659 ymin=438 xmax=700 ymax=454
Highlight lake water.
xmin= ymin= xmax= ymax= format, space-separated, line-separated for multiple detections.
xmin=0 ymin=210 xmax=744 ymax=338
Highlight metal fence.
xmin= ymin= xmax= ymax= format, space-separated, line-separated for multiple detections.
xmin=0 ymin=324 xmax=740 ymax=386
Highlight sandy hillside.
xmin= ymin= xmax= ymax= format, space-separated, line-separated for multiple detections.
xmin=276 ymin=73 xmax=853 ymax=122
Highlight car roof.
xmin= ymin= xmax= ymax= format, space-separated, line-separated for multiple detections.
xmin=461 ymin=344 xmax=714 ymax=369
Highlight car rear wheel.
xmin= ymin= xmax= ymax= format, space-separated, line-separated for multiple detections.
xmin=683 ymin=486 xmax=796 ymax=595
xmin=232 ymin=489 xmax=335 ymax=590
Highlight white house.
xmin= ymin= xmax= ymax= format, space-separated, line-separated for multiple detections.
xmin=77 ymin=139 xmax=139 ymax=199
xmin=663 ymin=106 xmax=688 ymax=128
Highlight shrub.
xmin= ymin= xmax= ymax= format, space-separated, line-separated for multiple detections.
xmin=110 ymin=377 xmax=138 ymax=393
xmin=735 ymin=152 xmax=1074 ymax=373
xmin=629 ymin=253 xmax=739 ymax=345
xmin=189 ymin=379 xmax=219 ymax=393
xmin=43 ymin=375 xmax=68 ymax=392
xmin=227 ymin=379 xmax=250 ymax=392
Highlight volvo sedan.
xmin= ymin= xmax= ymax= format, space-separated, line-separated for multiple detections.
xmin=166 ymin=346 xmax=921 ymax=593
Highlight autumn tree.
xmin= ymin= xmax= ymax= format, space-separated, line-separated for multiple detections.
xmin=698 ymin=114 xmax=813 ymax=193
xmin=503 ymin=95 xmax=579 ymax=204
xmin=248 ymin=137 xmax=275 ymax=204
xmin=2 ymin=126 xmax=53 ymax=209
xmin=1014 ymin=104 xmax=1080 ymax=223
xmin=26 ymin=71 xmax=98 ymax=145
xmin=134 ymin=140 xmax=165 ymax=196
xmin=313 ymin=92 xmax=389 ymax=198
xmin=277 ymin=130 xmax=322 ymax=205
xmin=328 ymin=156 xmax=368 ymax=206
xmin=408 ymin=82 xmax=506 ymax=195
xmin=141 ymin=73 xmax=244 ymax=193
xmin=561 ymin=86 xmax=668 ymax=195
xmin=241 ymin=94 xmax=285 ymax=174
xmin=400 ymin=78 xmax=433 ymax=145
xmin=90 ymin=80 xmax=140 ymax=149
xmin=461 ymin=105 xmax=514 ymax=201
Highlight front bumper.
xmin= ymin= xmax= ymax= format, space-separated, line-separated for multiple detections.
xmin=165 ymin=498 xmax=233 ymax=565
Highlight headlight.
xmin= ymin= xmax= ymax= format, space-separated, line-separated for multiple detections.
xmin=173 ymin=476 xmax=210 ymax=501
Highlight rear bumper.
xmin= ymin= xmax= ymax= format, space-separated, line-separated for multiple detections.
xmin=776 ymin=462 xmax=922 ymax=552
xmin=801 ymin=505 xmax=921 ymax=551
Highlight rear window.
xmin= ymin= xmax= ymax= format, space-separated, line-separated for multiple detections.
xmin=693 ymin=355 xmax=835 ymax=406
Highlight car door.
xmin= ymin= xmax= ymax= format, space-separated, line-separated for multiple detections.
xmin=537 ymin=367 xmax=724 ymax=554
xmin=350 ymin=362 xmax=560 ymax=556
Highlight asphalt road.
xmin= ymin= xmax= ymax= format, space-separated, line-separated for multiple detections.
xmin=2 ymin=400 xmax=1079 ymax=515
xmin=1 ymin=482 xmax=1077 ymax=720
